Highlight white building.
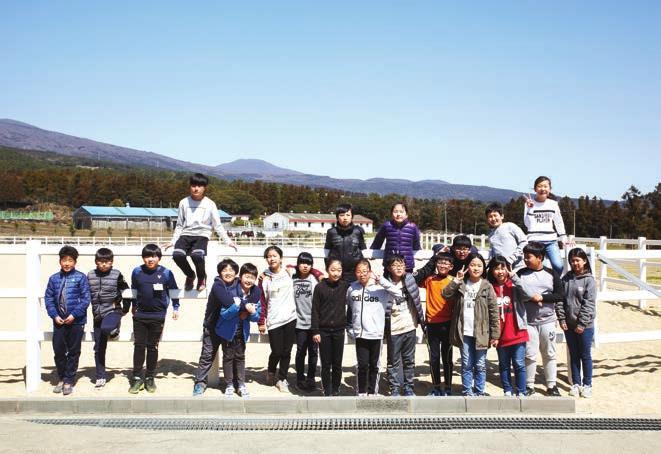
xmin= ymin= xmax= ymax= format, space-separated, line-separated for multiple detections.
xmin=263 ymin=212 xmax=373 ymax=234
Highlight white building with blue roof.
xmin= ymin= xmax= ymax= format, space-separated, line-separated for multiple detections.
xmin=72 ymin=204 xmax=232 ymax=231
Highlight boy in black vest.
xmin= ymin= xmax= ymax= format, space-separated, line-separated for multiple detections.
xmin=87 ymin=247 xmax=129 ymax=388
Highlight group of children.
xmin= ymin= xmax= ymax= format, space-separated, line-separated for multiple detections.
xmin=45 ymin=173 xmax=596 ymax=399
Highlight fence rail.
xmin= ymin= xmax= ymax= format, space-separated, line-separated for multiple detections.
xmin=1 ymin=237 xmax=659 ymax=392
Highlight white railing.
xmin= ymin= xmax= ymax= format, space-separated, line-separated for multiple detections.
xmin=1 ymin=238 xmax=659 ymax=392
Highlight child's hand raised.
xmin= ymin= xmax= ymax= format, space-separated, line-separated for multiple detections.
xmin=525 ymin=193 xmax=535 ymax=208
xmin=454 ymin=266 xmax=467 ymax=282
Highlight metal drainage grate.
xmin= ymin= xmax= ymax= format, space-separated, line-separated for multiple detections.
xmin=27 ymin=417 xmax=661 ymax=431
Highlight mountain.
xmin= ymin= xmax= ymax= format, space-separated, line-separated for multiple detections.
xmin=0 ymin=119 xmax=522 ymax=202
xmin=0 ymin=119 xmax=215 ymax=174
xmin=214 ymin=158 xmax=303 ymax=177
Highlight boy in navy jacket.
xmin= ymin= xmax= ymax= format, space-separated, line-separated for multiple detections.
xmin=215 ymin=263 xmax=262 ymax=397
xmin=44 ymin=246 xmax=91 ymax=395
xmin=127 ymin=244 xmax=179 ymax=394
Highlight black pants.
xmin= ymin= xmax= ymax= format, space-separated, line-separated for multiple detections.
xmin=222 ymin=336 xmax=246 ymax=388
xmin=132 ymin=317 xmax=164 ymax=378
xmin=319 ymin=328 xmax=345 ymax=396
xmin=52 ymin=323 xmax=85 ymax=385
xmin=93 ymin=311 xmax=122 ymax=380
xmin=172 ymin=235 xmax=208 ymax=280
xmin=356 ymin=338 xmax=381 ymax=394
xmin=426 ymin=321 xmax=453 ymax=390
xmin=267 ymin=319 xmax=296 ymax=381
xmin=194 ymin=327 xmax=223 ymax=385
xmin=295 ymin=328 xmax=318 ymax=384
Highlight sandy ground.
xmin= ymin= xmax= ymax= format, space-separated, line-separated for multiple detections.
xmin=1 ymin=252 xmax=660 ymax=417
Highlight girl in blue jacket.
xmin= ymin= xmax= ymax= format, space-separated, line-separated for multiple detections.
xmin=370 ymin=202 xmax=421 ymax=273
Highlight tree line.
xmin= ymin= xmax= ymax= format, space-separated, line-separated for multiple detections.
xmin=1 ymin=147 xmax=659 ymax=238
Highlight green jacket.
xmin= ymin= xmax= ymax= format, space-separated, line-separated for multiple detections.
xmin=442 ymin=278 xmax=500 ymax=350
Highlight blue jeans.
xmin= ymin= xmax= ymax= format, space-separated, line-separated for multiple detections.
xmin=540 ymin=240 xmax=563 ymax=275
xmin=460 ymin=336 xmax=487 ymax=396
xmin=496 ymin=342 xmax=526 ymax=395
xmin=564 ymin=327 xmax=594 ymax=386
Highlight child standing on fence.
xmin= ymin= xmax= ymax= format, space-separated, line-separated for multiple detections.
xmin=324 ymin=203 xmax=367 ymax=282
xmin=486 ymin=203 xmax=528 ymax=270
xmin=215 ymin=263 xmax=262 ymax=398
xmin=258 ymin=246 xmax=297 ymax=393
xmin=384 ymin=255 xmax=425 ymax=397
xmin=523 ymin=176 xmax=572 ymax=275
xmin=44 ymin=246 xmax=91 ymax=396
xmin=517 ymin=241 xmax=564 ymax=396
xmin=87 ymin=247 xmax=129 ymax=389
xmin=127 ymin=244 xmax=179 ymax=394
xmin=346 ymin=259 xmax=401 ymax=396
xmin=558 ymin=248 xmax=597 ymax=398
xmin=370 ymin=202 xmax=421 ymax=273
xmin=487 ymin=255 xmax=530 ymax=396
xmin=311 ymin=259 xmax=350 ymax=396
xmin=192 ymin=258 xmax=239 ymax=396
xmin=442 ymin=253 xmax=500 ymax=396
xmin=166 ymin=173 xmax=237 ymax=292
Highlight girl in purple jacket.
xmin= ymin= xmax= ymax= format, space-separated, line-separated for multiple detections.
xmin=370 ymin=202 xmax=421 ymax=273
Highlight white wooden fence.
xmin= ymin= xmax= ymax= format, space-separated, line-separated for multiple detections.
xmin=1 ymin=237 xmax=659 ymax=392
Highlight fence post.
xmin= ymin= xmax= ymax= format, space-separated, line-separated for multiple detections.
xmin=206 ymin=241 xmax=222 ymax=389
xmin=588 ymin=246 xmax=599 ymax=348
xmin=25 ymin=240 xmax=42 ymax=392
xmin=599 ymin=236 xmax=608 ymax=292
xmin=480 ymin=234 xmax=486 ymax=249
xmin=638 ymin=237 xmax=647 ymax=309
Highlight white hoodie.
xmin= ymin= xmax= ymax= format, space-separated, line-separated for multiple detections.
xmin=259 ymin=268 xmax=297 ymax=330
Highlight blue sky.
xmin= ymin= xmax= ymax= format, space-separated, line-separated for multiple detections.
xmin=2 ymin=0 xmax=660 ymax=200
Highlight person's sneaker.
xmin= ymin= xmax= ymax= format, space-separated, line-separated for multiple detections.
xmin=62 ymin=384 xmax=74 ymax=396
xmin=306 ymin=380 xmax=316 ymax=391
xmin=193 ymin=383 xmax=206 ymax=396
xmin=144 ymin=376 xmax=157 ymax=393
xmin=184 ymin=276 xmax=195 ymax=291
xmin=476 ymin=391 xmax=490 ymax=397
xmin=196 ymin=278 xmax=207 ymax=292
xmin=403 ymin=388 xmax=415 ymax=397
xmin=275 ymin=379 xmax=290 ymax=393
xmin=331 ymin=389 xmax=340 ymax=397
xmin=95 ymin=378 xmax=107 ymax=389
xmin=52 ymin=382 xmax=64 ymax=394
xmin=358 ymin=393 xmax=368 ymax=397
xmin=390 ymin=388 xmax=401 ymax=397
xmin=238 ymin=384 xmax=250 ymax=398
xmin=580 ymin=385 xmax=592 ymax=398
xmin=568 ymin=384 xmax=581 ymax=397
xmin=128 ymin=377 xmax=144 ymax=394
xmin=504 ymin=390 xmax=513 ymax=397
xmin=428 ymin=387 xmax=443 ymax=397
xmin=265 ymin=371 xmax=276 ymax=386
xmin=444 ymin=388 xmax=452 ymax=396
xmin=526 ymin=386 xmax=536 ymax=396
xmin=297 ymin=381 xmax=308 ymax=391
xmin=224 ymin=386 xmax=235 ymax=397
xmin=546 ymin=386 xmax=561 ymax=397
